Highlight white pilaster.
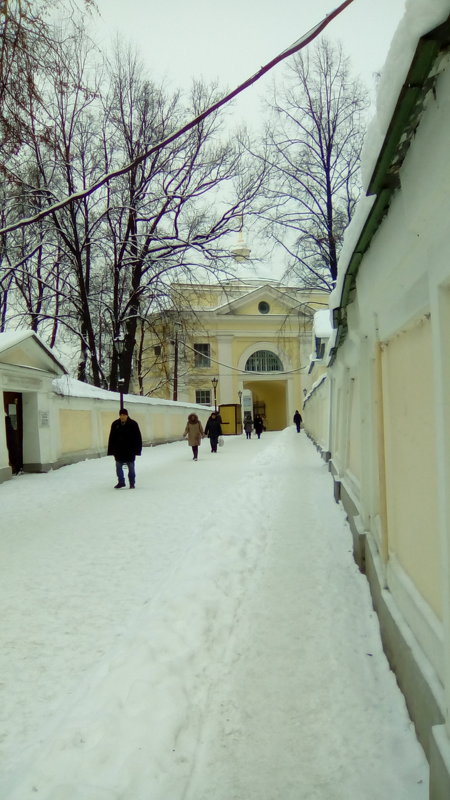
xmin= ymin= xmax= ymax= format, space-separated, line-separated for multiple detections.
xmin=216 ymin=335 xmax=234 ymax=405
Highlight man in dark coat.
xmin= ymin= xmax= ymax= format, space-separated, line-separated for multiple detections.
xmin=293 ymin=409 xmax=302 ymax=433
xmin=204 ymin=411 xmax=222 ymax=453
xmin=253 ymin=414 xmax=264 ymax=439
xmin=107 ymin=408 xmax=142 ymax=488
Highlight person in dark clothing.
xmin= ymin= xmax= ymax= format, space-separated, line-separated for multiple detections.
xmin=107 ymin=408 xmax=142 ymax=488
xmin=204 ymin=411 xmax=222 ymax=453
xmin=253 ymin=414 xmax=264 ymax=439
xmin=4 ymin=413 xmax=22 ymax=474
xmin=244 ymin=415 xmax=253 ymax=440
xmin=293 ymin=409 xmax=303 ymax=433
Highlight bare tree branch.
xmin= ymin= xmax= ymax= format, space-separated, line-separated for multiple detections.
xmin=0 ymin=0 xmax=355 ymax=237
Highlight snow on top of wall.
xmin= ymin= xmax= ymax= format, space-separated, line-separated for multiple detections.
xmin=303 ymin=373 xmax=328 ymax=404
xmin=313 ymin=309 xmax=333 ymax=338
xmin=329 ymin=194 xmax=376 ymax=311
xmin=361 ymin=0 xmax=450 ymax=190
xmin=331 ymin=0 xmax=450 ymax=313
xmin=52 ymin=376 xmax=206 ymax=409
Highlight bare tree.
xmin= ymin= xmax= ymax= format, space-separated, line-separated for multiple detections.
xmin=15 ymin=21 xmax=108 ymax=383
xmin=0 ymin=0 xmax=95 ymax=158
xmin=257 ymin=39 xmax=369 ymax=291
xmin=98 ymin=48 xmax=268 ymax=393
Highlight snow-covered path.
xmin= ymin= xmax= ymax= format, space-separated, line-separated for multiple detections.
xmin=0 ymin=428 xmax=427 ymax=799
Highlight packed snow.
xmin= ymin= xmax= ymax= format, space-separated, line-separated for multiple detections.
xmin=0 ymin=427 xmax=427 ymax=799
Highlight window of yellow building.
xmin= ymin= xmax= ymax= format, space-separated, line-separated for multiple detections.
xmin=195 ymin=389 xmax=212 ymax=404
xmin=245 ymin=350 xmax=283 ymax=372
xmin=193 ymin=343 xmax=211 ymax=367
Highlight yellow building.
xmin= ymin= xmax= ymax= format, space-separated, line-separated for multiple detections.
xmin=138 ymin=279 xmax=327 ymax=431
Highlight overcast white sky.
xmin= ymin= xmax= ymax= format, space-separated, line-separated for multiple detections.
xmin=87 ymin=0 xmax=406 ymax=272
xmin=91 ymin=0 xmax=406 ymax=126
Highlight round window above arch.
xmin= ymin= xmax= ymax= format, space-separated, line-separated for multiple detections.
xmin=258 ymin=301 xmax=270 ymax=314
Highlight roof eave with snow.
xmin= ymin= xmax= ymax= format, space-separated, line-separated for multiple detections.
xmin=313 ymin=309 xmax=333 ymax=339
xmin=0 ymin=330 xmax=68 ymax=375
xmin=330 ymin=7 xmax=450 ymax=360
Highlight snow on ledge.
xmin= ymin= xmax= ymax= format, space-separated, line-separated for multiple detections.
xmin=362 ymin=0 xmax=450 ymax=190
xmin=331 ymin=0 xmax=450 ymax=315
xmin=303 ymin=373 xmax=328 ymax=404
xmin=313 ymin=309 xmax=333 ymax=338
xmin=330 ymin=195 xmax=376 ymax=311
xmin=52 ymin=376 xmax=208 ymax=410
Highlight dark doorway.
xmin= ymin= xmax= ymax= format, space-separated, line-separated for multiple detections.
xmin=3 ymin=392 xmax=23 ymax=474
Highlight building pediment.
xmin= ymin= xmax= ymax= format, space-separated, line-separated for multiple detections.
xmin=214 ymin=284 xmax=312 ymax=319
xmin=0 ymin=331 xmax=67 ymax=376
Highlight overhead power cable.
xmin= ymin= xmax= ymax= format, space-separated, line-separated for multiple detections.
xmin=0 ymin=0 xmax=355 ymax=238
xmin=179 ymin=339 xmax=309 ymax=375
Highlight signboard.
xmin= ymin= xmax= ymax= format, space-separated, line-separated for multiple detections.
xmin=39 ymin=411 xmax=50 ymax=427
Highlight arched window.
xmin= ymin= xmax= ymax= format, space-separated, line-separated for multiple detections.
xmin=245 ymin=350 xmax=283 ymax=372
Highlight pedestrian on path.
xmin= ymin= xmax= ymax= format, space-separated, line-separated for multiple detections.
xmin=293 ymin=409 xmax=302 ymax=433
xmin=4 ymin=412 xmax=22 ymax=475
xmin=244 ymin=415 xmax=253 ymax=440
xmin=183 ymin=412 xmax=204 ymax=460
xmin=204 ymin=411 xmax=222 ymax=453
xmin=107 ymin=408 xmax=142 ymax=489
xmin=254 ymin=414 xmax=264 ymax=439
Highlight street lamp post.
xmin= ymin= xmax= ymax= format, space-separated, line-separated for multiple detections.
xmin=211 ymin=376 xmax=218 ymax=412
xmin=173 ymin=328 xmax=179 ymax=401
xmin=114 ymin=333 xmax=125 ymax=409
xmin=171 ymin=322 xmax=183 ymax=402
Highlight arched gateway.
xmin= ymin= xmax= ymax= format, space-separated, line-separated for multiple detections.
xmin=140 ymin=278 xmax=328 ymax=430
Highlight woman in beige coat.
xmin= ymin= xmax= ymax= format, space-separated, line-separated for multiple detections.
xmin=183 ymin=413 xmax=204 ymax=461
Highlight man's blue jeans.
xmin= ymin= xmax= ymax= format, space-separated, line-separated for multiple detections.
xmin=115 ymin=460 xmax=136 ymax=486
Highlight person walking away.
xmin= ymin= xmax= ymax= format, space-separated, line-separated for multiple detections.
xmin=244 ymin=415 xmax=253 ymax=440
xmin=293 ymin=409 xmax=303 ymax=433
xmin=184 ymin=413 xmax=204 ymax=460
xmin=254 ymin=414 xmax=264 ymax=439
xmin=204 ymin=411 xmax=222 ymax=453
xmin=107 ymin=408 xmax=142 ymax=488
